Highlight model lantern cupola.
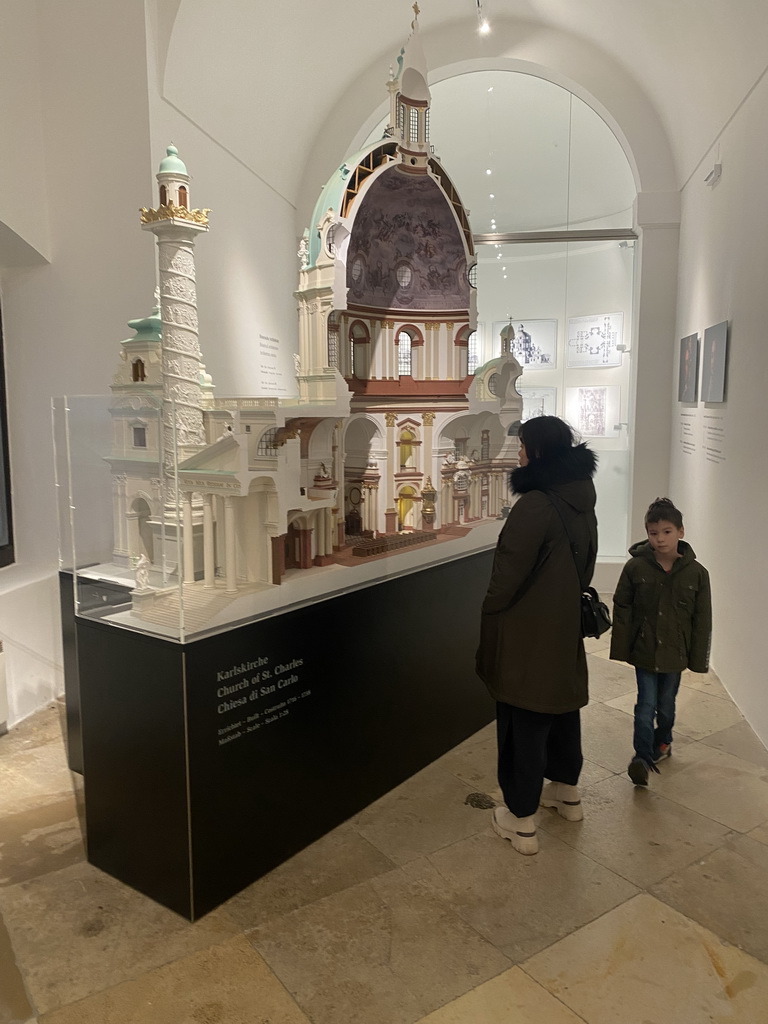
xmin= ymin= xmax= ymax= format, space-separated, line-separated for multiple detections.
xmin=389 ymin=3 xmax=431 ymax=173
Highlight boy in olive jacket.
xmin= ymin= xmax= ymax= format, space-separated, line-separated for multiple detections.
xmin=610 ymin=498 xmax=712 ymax=786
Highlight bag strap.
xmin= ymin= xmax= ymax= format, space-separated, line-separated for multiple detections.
xmin=545 ymin=490 xmax=590 ymax=592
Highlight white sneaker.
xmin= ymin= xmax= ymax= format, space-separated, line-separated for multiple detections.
xmin=492 ymin=806 xmax=538 ymax=855
xmin=540 ymin=782 xmax=584 ymax=821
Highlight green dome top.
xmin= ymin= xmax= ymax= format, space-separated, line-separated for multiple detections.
xmin=123 ymin=306 xmax=162 ymax=344
xmin=158 ymin=144 xmax=188 ymax=176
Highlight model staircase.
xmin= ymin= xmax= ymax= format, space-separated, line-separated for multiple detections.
xmin=135 ymin=580 xmax=266 ymax=636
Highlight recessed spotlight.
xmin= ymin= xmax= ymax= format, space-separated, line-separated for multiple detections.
xmin=503 ymin=274 xmax=507 ymax=279
xmin=496 ymin=254 xmax=501 ymax=259
xmin=478 ymin=18 xmax=490 ymax=34
xmin=489 ymin=193 xmax=495 ymax=199
xmin=487 ymin=86 xmax=494 ymax=93
xmin=502 ymin=267 xmax=506 ymax=271
xmin=486 ymin=169 xmax=492 ymax=175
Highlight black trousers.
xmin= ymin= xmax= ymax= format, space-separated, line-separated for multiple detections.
xmin=496 ymin=702 xmax=583 ymax=818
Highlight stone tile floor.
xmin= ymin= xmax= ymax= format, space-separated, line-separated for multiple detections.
xmin=2 ymin=640 xmax=768 ymax=1023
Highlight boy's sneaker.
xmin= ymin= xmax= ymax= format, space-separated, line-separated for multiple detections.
xmin=628 ymin=757 xmax=650 ymax=786
xmin=540 ymin=782 xmax=584 ymax=821
xmin=653 ymin=743 xmax=672 ymax=763
xmin=492 ymin=806 xmax=539 ymax=855
xmin=628 ymin=757 xmax=661 ymax=785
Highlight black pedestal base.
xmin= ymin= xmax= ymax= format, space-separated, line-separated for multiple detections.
xmin=63 ymin=549 xmax=495 ymax=920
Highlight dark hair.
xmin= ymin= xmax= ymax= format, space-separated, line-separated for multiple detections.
xmin=517 ymin=416 xmax=576 ymax=461
xmin=645 ymin=497 xmax=684 ymax=529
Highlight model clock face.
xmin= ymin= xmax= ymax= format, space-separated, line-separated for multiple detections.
xmin=349 ymin=487 xmax=362 ymax=506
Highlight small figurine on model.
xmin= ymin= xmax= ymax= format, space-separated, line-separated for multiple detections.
xmin=610 ymin=498 xmax=712 ymax=786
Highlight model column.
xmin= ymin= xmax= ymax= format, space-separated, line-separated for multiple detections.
xmin=385 ymin=413 xmax=397 ymax=533
xmin=140 ymin=146 xmax=209 ymax=509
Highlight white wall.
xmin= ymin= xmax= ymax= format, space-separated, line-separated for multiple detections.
xmin=671 ymin=69 xmax=768 ymax=744
xmin=0 ymin=0 xmax=155 ymax=724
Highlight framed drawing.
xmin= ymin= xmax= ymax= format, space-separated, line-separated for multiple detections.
xmin=518 ymin=387 xmax=557 ymax=422
xmin=567 ymin=312 xmax=624 ymax=368
xmin=565 ymin=385 xmax=621 ymax=438
xmin=492 ymin=319 xmax=557 ymax=368
xmin=701 ymin=321 xmax=728 ymax=403
xmin=678 ymin=333 xmax=700 ymax=403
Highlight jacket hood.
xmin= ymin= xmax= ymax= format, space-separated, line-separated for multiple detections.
xmin=628 ymin=538 xmax=698 ymax=565
xmin=510 ymin=443 xmax=598 ymax=513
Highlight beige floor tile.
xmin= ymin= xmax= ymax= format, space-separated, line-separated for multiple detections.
xmin=351 ymin=763 xmax=488 ymax=864
xmin=652 ymin=746 xmax=768 ymax=833
xmin=652 ymin=834 xmax=768 ymax=965
xmin=0 ymin=704 xmax=65 ymax=757
xmin=606 ymin=685 xmax=744 ymax=741
xmin=424 ymin=827 xmax=637 ymax=962
xmin=0 ymin=747 xmax=78 ymax=817
xmin=0 ymin=909 xmax=35 ymax=1023
xmin=682 ymin=667 xmax=731 ymax=700
xmin=0 ymin=861 xmax=240 ymax=1015
xmin=223 ymin=823 xmax=395 ymax=929
xmin=523 ymin=893 xmax=768 ymax=1023
xmin=583 ymin=635 xmax=611 ymax=655
xmin=580 ymin=702 xmax=635 ymax=773
xmin=414 ymin=966 xmax=584 ymax=1024
xmin=585 ymin=655 xmax=636 ymax=704
xmin=577 ymin=757 xmax=615 ymax=788
xmin=749 ymin=820 xmax=768 ymax=847
xmin=37 ymin=935 xmax=310 ymax=1024
xmin=248 ymin=863 xmax=511 ymax=1024
xmin=701 ymin=719 xmax=768 ymax=768
xmin=589 ymin=647 xmax=611 ymax=660
xmin=439 ymin=730 xmax=498 ymax=794
xmin=538 ymin=773 xmax=732 ymax=887
xmin=0 ymin=795 xmax=84 ymax=887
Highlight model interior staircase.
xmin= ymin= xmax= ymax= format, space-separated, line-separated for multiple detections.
xmin=135 ymin=580 xmax=266 ymax=636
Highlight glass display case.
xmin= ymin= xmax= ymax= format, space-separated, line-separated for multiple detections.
xmin=53 ymin=391 xmax=506 ymax=643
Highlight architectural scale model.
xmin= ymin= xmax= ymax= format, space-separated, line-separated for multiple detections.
xmin=98 ymin=8 xmax=523 ymax=633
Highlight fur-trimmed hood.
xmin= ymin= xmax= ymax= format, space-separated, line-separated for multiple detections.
xmin=510 ymin=443 xmax=598 ymax=513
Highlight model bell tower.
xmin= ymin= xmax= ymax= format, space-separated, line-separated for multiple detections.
xmin=140 ymin=145 xmax=210 ymax=494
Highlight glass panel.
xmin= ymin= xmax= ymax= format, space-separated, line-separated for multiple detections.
xmin=365 ymin=70 xmax=636 ymax=234
xmin=475 ymin=239 xmax=635 ymax=557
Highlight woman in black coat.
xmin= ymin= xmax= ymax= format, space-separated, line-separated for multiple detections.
xmin=476 ymin=416 xmax=598 ymax=855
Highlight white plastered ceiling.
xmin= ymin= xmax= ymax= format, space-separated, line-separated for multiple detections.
xmin=159 ymin=0 xmax=768 ymax=223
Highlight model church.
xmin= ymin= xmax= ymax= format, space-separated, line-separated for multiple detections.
xmin=106 ymin=8 xmax=522 ymax=625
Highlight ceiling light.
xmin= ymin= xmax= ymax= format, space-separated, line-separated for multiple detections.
xmin=486 ymin=169 xmax=492 ymax=175
xmin=476 ymin=0 xmax=491 ymax=35
xmin=487 ymin=86 xmax=494 ymax=93
xmin=489 ymin=193 xmax=495 ymax=199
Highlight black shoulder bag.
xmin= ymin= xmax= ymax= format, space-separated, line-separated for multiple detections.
xmin=546 ymin=492 xmax=612 ymax=639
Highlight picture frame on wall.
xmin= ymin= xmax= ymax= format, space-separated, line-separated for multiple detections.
xmin=565 ymin=385 xmax=621 ymax=438
xmin=701 ymin=321 xmax=729 ymax=403
xmin=518 ymin=387 xmax=557 ymax=421
xmin=491 ymin=319 xmax=557 ymax=369
xmin=567 ymin=312 xmax=624 ymax=368
xmin=678 ymin=333 xmax=700 ymax=403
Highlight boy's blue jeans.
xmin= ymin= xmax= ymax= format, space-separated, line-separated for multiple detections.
xmin=633 ymin=668 xmax=682 ymax=764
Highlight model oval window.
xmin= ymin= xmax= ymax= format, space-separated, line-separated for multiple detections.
xmin=467 ymin=263 xmax=478 ymax=289
xmin=351 ymin=256 xmax=365 ymax=283
xmin=396 ymin=263 xmax=413 ymax=288
xmin=487 ymin=372 xmax=500 ymax=397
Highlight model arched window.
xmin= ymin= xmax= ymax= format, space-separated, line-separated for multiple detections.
xmin=132 ymin=358 xmax=146 ymax=382
xmin=327 ymin=312 xmax=339 ymax=368
xmin=178 ymin=185 xmax=188 ymax=209
xmin=350 ymin=322 xmax=369 ymax=378
xmin=409 ymin=107 xmax=419 ymax=143
xmin=397 ymin=330 xmax=413 ymax=376
xmin=256 ymin=427 xmax=279 ymax=455
xmin=159 ymin=185 xmax=167 ymax=206
xmin=467 ymin=331 xmax=479 ymax=374
xmin=399 ymin=428 xmax=416 ymax=470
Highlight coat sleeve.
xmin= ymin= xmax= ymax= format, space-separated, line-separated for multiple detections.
xmin=688 ymin=565 xmax=712 ymax=672
xmin=481 ymin=495 xmax=551 ymax=615
xmin=609 ymin=563 xmax=634 ymax=663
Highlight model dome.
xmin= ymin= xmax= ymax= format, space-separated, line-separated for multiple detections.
xmin=158 ymin=144 xmax=188 ymax=176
